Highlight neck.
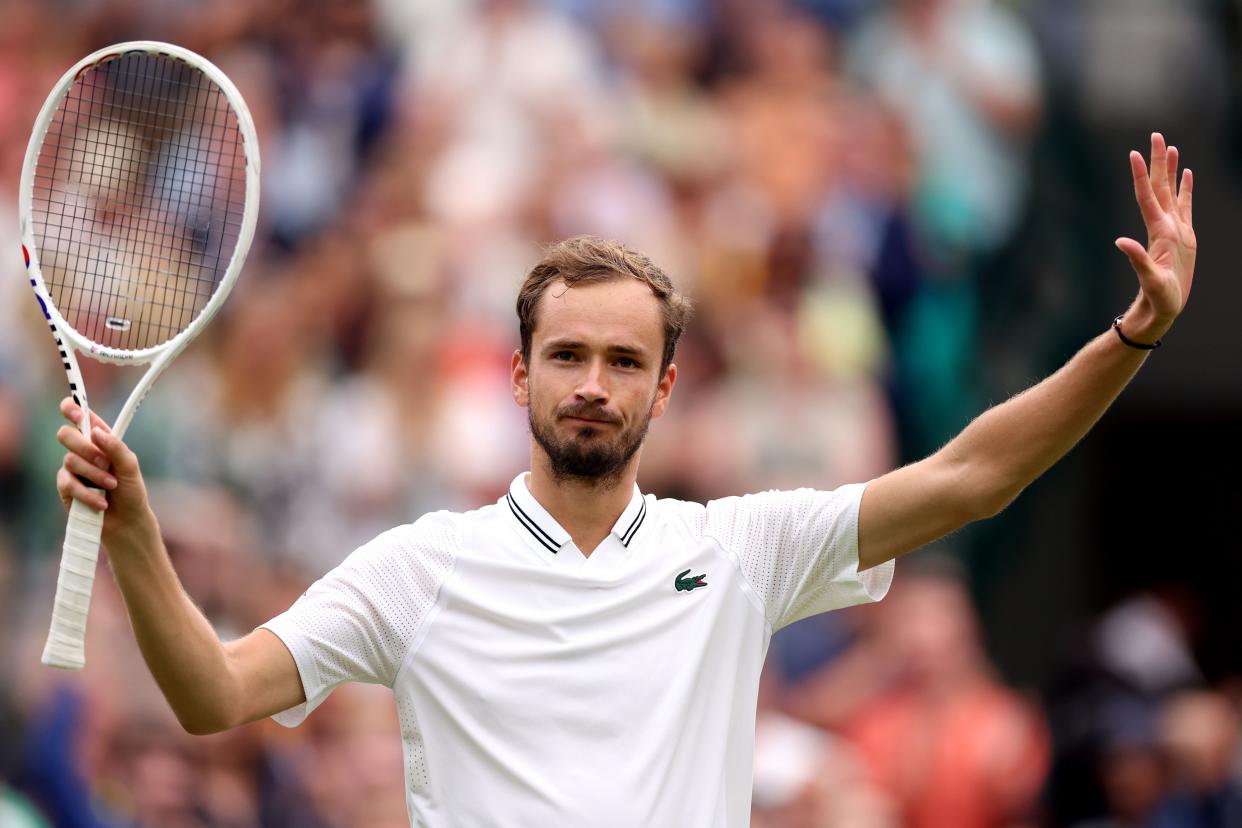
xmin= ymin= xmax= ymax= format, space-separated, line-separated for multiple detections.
xmin=527 ymin=448 xmax=640 ymax=557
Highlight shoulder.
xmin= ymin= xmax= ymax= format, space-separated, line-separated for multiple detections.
xmin=648 ymin=493 xmax=709 ymax=538
xmin=364 ymin=510 xmax=465 ymax=555
xmin=704 ymin=485 xmax=866 ymax=521
xmin=335 ymin=508 xmax=481 ymax=588
xmin=645 ymin=486 xmax=863 ymax=544
xmin=366 ymin=499 xmax=523 ymax=558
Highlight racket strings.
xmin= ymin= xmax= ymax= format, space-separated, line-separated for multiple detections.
xmin=99 ymin=56 xmax=241 ymax=343
xmin=42 ymin=63 xmax=234 ymax=347
xmin=32 ymin=51 xmax=248 ymax=351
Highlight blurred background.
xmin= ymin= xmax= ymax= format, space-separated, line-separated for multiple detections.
xmin=1 ymin=0 xmax=1239 ymax=825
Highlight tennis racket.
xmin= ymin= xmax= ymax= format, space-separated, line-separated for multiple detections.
xmin=20 ymin=41 xmax=261 ymax=669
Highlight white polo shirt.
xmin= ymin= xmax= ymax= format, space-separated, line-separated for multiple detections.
xmin=262 ymin=473 xmax=893 ymax=827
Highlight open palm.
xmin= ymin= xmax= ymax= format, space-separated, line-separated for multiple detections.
xmin=1115 ymin=133 xmax=1197 ymax=333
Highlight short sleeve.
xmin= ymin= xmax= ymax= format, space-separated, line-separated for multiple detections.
xmin=260 ymin=513 xmax=458 ymax=727
xmin=705 ymin=483 xmax=893 ymax=630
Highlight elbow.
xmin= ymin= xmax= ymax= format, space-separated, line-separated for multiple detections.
xmin=176 ymin=707 xmax=232 ymax=736
xmin=972 ymin=498 xmax=1005 ymax=522
xmin=970 ymin=484 xmax=1023 ymax=521
xmin=180 ymin=719 xmax=218 ymax=737
xmin=949 ymin=454 xmax=1022 ymax=522
xmin=171 ymin=688 xmax=242 ymax=736
xmin=176 ymin=644 xmax=254 ymax=735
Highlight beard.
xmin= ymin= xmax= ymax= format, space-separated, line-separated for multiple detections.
xmin=529 ymin=400 xmax=653 ymax=488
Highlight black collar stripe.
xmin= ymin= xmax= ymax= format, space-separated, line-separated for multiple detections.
xmin=620 ymin=497 xmax=645 ymax=540
xmin=506 ymin=493 xmax=560 ymax=554
xmin=507 ymin=493 xmax=561 ymax=547
xmin=622 ymin=500 xmax=647 ymax=547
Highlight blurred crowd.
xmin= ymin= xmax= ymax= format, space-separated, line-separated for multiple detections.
xmin=1 ymin=0 xmax=1239 ymax=826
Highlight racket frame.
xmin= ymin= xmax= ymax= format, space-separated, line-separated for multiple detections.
xmin=20 ymin=40 xmax=261 ymax=439
xmin=20 ymin=41 xmax=261 ymax=669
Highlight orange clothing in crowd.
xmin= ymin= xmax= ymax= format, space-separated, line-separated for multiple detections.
xmin=845 ymin=681 xmax=1050 ymax=828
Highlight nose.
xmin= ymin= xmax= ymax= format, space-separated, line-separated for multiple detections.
xmin=574 ymin=357 xmax=609 ymax=403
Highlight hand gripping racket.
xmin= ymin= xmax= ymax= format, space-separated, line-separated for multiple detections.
xmin=20 ymin=42 xmax=260 ymax=669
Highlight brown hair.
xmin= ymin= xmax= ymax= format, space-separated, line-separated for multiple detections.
xmin=516 ymin=235 xmax=691 ymax=375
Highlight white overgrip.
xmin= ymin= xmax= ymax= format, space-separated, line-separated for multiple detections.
xmin=41 ymin=497 xmax=105 ymax=670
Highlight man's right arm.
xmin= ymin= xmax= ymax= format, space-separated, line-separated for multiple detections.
xmin=55 ymin=398 xmax=305 ymax=735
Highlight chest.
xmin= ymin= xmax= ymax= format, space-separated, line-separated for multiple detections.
xmin=406 ymin=539 xmax=763 ymax=732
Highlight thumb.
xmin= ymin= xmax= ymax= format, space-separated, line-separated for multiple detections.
xmin=1115 ymin=237 xmax=1162 ymax=292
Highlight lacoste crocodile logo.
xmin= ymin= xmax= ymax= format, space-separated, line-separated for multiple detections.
xmin=675 ymin=569 xmax=708 ymax=592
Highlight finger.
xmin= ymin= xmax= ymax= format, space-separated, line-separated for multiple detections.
xmin=92 ymin=426 xmax=139 ymax=477
xmin=56 ymin=467 xmax=109 ymax=512
xmin=1150 ymin=132 xmax=1174 ymax=211
xmin=64 ymin=452 xmax=118 ymax=491
xmin=56 ymin=425 xmax=111 ymax=471
xmin=1115 ymin=237 xmax=1162 ymax=293
xmin=1130 ymin=150 xmax=1162 ymax=229
xmin=1166 ymin=145 xmax=1179 ymax=201
xmin=1177 ymin=168 xmax=1193 ymax=225
xmin=59 ymin=398 xmax=111 ymax=434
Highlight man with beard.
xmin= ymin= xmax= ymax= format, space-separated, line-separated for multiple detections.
xmin=55 ymin=136 xmax=1196 ymax=826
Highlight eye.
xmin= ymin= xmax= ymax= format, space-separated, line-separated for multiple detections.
xmin=616 ymin=356 xmax=639 ymax=369
xmin=551 ymin=351 xmax=575 ymax=362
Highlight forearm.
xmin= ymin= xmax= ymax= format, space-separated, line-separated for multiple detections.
xmin=950 ymin=321 xmax=1152 ymax=516
xmin=104 ymin=511 xmax=241 ymax=734
xmin=860 ymin=135 xmax=1196 ymax=570
xmin=56 ymin=405 xmax=300 ymax=731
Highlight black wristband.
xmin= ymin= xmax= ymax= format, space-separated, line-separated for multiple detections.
xmin=1112 ymin=315 xmax=1162 ymax=350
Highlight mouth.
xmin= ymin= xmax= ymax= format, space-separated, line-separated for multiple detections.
xmin=563 ymin=416 xmax=616 ymax=426
xmin=559 ymin=405 xmax=624 ymax=426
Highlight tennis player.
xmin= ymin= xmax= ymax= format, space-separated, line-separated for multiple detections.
xmin=55 ymin=134 xmax=1195 ymax=826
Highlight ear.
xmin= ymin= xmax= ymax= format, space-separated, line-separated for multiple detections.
xmin=651 ymin=363 xmax=677 ymax=419
xmin=511 ymin=350 xmax=530 ymax=408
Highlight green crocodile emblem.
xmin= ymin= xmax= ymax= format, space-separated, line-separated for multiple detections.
xmin=675 ymin=569 xmax=708 ymax=592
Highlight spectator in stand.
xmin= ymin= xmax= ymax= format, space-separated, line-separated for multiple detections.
xmin=752 ymin=702 xmax=899 ymax=828
xmin=847 ymin=0 xmax=1043 ymax=455
xmin=786 ymin=557 xmax=1049 ymax=828
xmin=848 ymin=0 xmax=1042 ymax=256
xmin=1044 ymin=586 xmax=1207 ymax=824
xmin=1159 ymin=690 xmax=1242 ymax=826
xmin=1072 ymin=697 xmax=1175 ymax=828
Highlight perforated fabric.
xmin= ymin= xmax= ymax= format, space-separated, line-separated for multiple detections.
xmin=397 ymin=682 xmax=431 ymax=792
xmin=703 ymin=483 xmax=893 ymax=630
xmin=261 ymin=511 xmax=458 ymax=726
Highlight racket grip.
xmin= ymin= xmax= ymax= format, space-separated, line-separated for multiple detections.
xmin=41 ymin=498 xmax=105 ymax=670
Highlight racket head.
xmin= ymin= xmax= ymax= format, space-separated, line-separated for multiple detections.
xmin=19 ymin=41 xmax=261 ymax=365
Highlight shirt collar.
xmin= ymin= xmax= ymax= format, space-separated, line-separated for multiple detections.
xmin=505 ymin=473 xmax=649 ymax=556
xmin=506 ymin=473 xmax=571 ymax=555
xmin=609 ymin=484 xmax=648 ymax=548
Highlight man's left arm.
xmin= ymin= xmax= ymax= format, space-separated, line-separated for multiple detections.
xmin=858 ymin=133 xmax=1197 ymax=571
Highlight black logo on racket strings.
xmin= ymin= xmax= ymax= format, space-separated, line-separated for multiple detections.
xmin=675 ymin=569 xmax=708 ymax=592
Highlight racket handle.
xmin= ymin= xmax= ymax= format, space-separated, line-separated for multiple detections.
xmin=41 ymin=498 xmax=104 ymax=670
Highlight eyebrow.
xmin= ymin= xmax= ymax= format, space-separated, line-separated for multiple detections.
xmin=542 ymin=338 xmax=649 ymax=356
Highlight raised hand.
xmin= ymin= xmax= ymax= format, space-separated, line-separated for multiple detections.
xmin=1114 ymin=132 xmax=1197 ymax=343
xmin=55 ymin=397 xmax=154 ymax=548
